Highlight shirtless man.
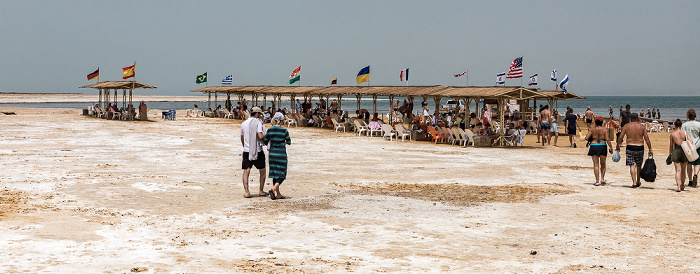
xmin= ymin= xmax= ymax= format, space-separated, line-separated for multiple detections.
xmin=539 ymin=105 xmax=551 ymax=146
xmin=584 ymin=107 xmax=594 ymax=130
xmin=616 ymin=113 xmax=653 ymax=188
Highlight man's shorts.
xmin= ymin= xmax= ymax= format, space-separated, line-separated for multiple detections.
xmin=242 ymin=151 xmax=266 ymax=170
xmin=567 ymin=128 xmax=576 ymax=135
xmin=626 ymin=146 xmax=644 ymax=166
xmin=540 ymin=121 xmax=551 ymax=130
xmin=586 ymin=118 xmax=593 ymax=124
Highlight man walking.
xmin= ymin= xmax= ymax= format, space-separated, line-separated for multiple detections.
xmin=539 ymin=105 xmax=551 ymax=146
xmin=565 ymin=108 xmax=579 ymax=148
xmin=241 ymin=107 xmax=268 ymax=198
xmin=616 ymin=113 xmax=653 ymax=188
xmin=682 ymin=109 xmax=700 ymax=187
xmin=585 ymin=107 xmax=594 ymax=130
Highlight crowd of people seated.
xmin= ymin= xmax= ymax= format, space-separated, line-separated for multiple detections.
xmin=89 ymin=102 xmax=144 ymax=121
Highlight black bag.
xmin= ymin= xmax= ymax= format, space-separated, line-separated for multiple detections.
xmin=640 ymin=157 xmax=657 ymax=182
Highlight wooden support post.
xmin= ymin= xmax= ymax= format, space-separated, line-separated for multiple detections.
xmin=372 ymin=95 xmax=377 ymax=114
xmin=388 ymin=95 xmax=395 ymax=123
xmin=433 ymin=96 xmax=441 ymax=116
xmin=208 ymin=92 xmax=211 ymax=110
xmin=290 ymin=94 xmax=296 ymax=113
xmin=408 ymin=96 xmax=415 ymax=127
xmin=337 ymin=94 xmax=342 ymax=113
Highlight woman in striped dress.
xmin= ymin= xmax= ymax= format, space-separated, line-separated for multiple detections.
xmin=264 ymin=117 xmax=291 ymax=200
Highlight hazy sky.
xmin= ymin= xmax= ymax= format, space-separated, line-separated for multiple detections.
xmin=1 ymin=1 xmax=699 ymax=96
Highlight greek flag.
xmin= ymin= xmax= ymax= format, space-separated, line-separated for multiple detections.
xmin=528 ymin=74 xmax=538 ymax=86
xmin=551 ymin=69 xmax=557 ymax=81
xmin=496 ymin=72 xmax=506 ymax=86
xmin=222 ymin=75 xmax=232 ymax=85
xmin=559 ymin=74 xmax=569 ymax=93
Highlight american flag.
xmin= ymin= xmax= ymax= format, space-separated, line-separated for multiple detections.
xmin=506 ymin=56 xmax=523 ymax=79
xmin=454 ymin=70 xmax=467 ymax=77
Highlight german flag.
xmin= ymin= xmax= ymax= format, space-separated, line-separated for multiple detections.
xmin=331 ymin=78 xmax=337 ymax=85
xmin=87 ymin=68 xmax=99 ymax=81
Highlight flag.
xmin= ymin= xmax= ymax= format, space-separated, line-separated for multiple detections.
xmin=528 ymin=74 xmax=538 ymax=86
xmin=496 ymin=72 xmax=506 ymax=86
xmin=506 ymin=56 xmax=523 ymax=79
xmin=356 ymin=66 xmax=370 ymax=84
xmin=551 ymin=69 xmax=557 ymax=81
xmin=331 ymin=78 xmax=337 ymax=85
xmin=122 ymin=63 xmax=135 ymax=79
xmin=454 ymin=70 xmax=467 ymax=77
xmin=559 ymin=74 xmax=569 ymax=93
xmin=222 ymin=75 xmax=232 ymax=85
xmin=87 ymin=68 xmax=99 ymax=81
xmin=196 ymin=72 xmax=207 ymax=84
xmin=400 ymin=68 xmax=409 ymax=81
xmin=288 ymin=66 xmax=301 ymax=84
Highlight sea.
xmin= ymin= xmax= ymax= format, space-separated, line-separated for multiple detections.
xmin=1 ymin=96 xmax=699 ymax=122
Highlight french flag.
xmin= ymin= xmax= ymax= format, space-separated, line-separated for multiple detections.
xmin=400 ymin=68 xmax=409 ymax=81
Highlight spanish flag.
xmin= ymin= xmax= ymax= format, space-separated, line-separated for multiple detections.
xmin=122 ymin=63 xmax=135 ymax=79
xmin=331 ymin=78 xmax=337 ymax=85
xmin=356 ymin=66 xmax=370 ymax=85
xmin=87 ymin=68 xmax=99 ymax=81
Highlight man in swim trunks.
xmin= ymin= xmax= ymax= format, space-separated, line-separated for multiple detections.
xmin=539 ymin=105 xmax=551 ymax=146
xmin=565 ymin=108 xmax=579 ymax=148
xmin=616 ymin=112 xmax=653 ymax=188
xmin=585 ymin=107 xmax=594 ymax=130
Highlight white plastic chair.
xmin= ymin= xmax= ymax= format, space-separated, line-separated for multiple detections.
xmin=381 ymin=124 xmax=396 ymax=141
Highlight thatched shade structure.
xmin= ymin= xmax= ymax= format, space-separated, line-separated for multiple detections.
xmin=191 ymin=85 xmax=584 ymax=146
xmin=80 ymin=81 xmax=157 ymax=110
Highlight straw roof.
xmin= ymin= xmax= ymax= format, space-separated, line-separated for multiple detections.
xmin=536 ymin=90 xmax=586 ymax=100
xmin=80 ymin=81 xmax=157 ymax=89
xmin=191 ymin=85 xmax=565 ymax=100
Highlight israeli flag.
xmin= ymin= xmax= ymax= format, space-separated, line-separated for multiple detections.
xmin=496 ymin=72 xmax=506 ymax=86
xmin=551 ymin=69 xmax=557 ymax=81
xmin=528 ymin=74 xmax=538 ymax=86
xmin=222 ymin=75 xmax=233 ymax=85
xmin=559 ymin=74 xmax=569 ymax=93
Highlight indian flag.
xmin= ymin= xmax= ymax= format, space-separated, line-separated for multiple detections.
xmin=289 ymin=66 xmax=301 ymax=84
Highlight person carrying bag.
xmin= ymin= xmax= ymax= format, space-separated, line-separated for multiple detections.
xmin=681 ymin=131 xmax=699 ymax=162
xmin=640 ymin=156 xmax=657 ymax=182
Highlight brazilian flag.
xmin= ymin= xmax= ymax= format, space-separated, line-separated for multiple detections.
xmin=196 ymin=72 xmax=207 ymax=84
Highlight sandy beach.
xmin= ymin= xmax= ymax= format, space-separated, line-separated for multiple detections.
xmin=2 ymin=101 xmax=700 ymax=272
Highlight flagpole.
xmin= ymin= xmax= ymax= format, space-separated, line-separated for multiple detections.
xmin=466 ymin=70 xmax=468 ymax=86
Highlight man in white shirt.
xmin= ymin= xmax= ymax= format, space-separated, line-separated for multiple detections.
xmin=241 ymin=107 xmax=267 ymax=198
xmin=682 ymin=109 xmax=700 ymax=187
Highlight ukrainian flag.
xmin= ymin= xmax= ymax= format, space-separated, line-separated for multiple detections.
xmin=356 ymin=66 xmax=370 ymax=84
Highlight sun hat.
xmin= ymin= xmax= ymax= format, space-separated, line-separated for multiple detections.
xmin=250 ymin=107 xmax=263 ymax=114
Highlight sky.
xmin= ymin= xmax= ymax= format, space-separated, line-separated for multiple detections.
xmin=1 ymin=0 xmax=699 ymax=96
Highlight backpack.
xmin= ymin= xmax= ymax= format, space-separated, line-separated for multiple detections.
xmin=640 ymin=157 xmax=657 ymax=182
